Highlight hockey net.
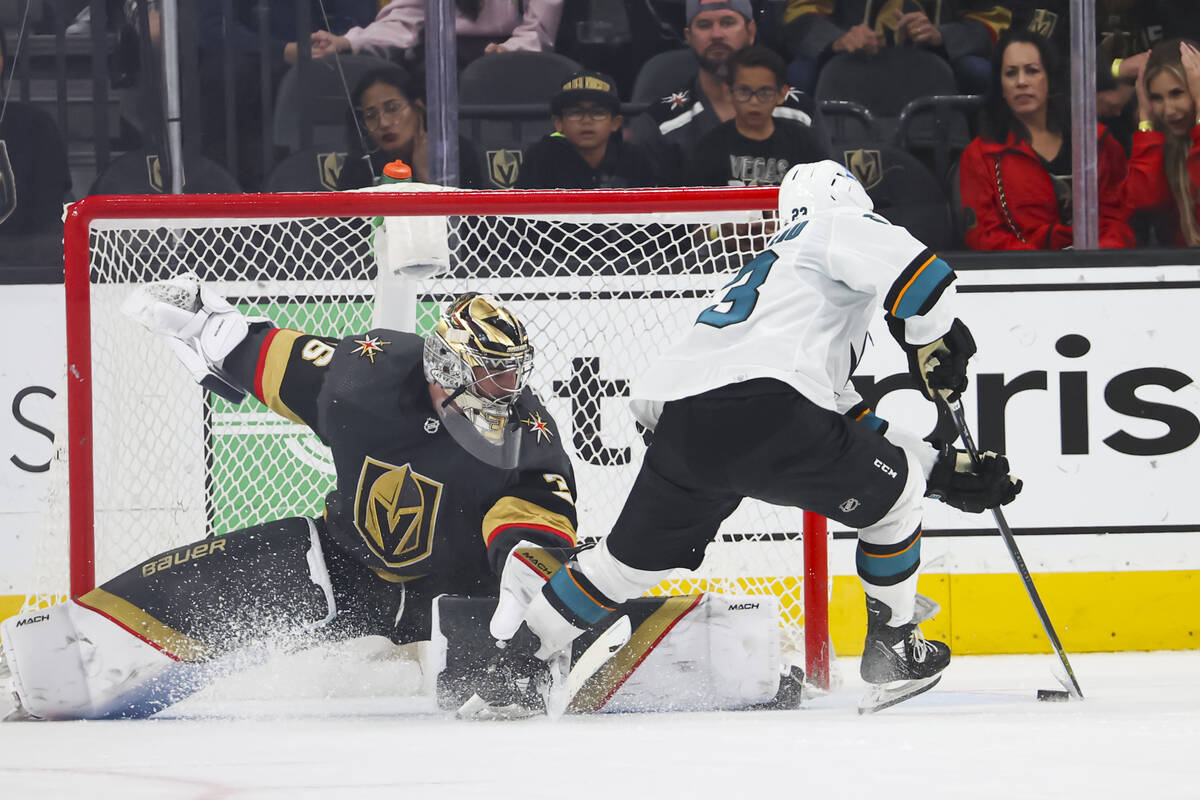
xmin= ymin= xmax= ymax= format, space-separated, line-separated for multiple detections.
xmin=45 ymin=186 xmax=832 ymax=686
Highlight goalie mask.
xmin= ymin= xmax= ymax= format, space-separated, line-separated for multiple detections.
xmin=777 ymin=159 xmax=873 ymax=222
xmin=423 ymin=293 xmax=534 ymax=468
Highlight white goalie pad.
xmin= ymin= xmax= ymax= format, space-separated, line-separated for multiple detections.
xmin=427 ymin=592 xmax=783 ymax=715
xmin=586 ymin=592 xmax=782 ymax=713
xmin=1 ymin=602 xmax=179 ymax=720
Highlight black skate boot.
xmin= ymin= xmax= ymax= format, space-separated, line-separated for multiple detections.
xmin=456 ymin=624 xmax=568 ymax=721
xmin=858 ymin=596 xmax=950 ymax=714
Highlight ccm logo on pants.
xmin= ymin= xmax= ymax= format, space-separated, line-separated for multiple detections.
xmin=874 ymin=459 xmax=898 ymax=478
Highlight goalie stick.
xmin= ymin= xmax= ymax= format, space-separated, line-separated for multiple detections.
xmin=947 ymin=399 xmax=1084 ymax=700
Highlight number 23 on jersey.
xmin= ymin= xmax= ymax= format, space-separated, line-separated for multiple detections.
xmin=696 ymin=219 xmax=807 ymax=328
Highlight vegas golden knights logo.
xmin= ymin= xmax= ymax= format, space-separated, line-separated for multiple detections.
xmin=487 ymin=149 xmax=523 ymax=189
xmin=318 ymin=151 xmax=346 ymax=190
xmin=146 ymin=154 xmax=165 ymax=193
xmin=844 ymin=149 xmax=883 ymax=190
xmin=353 ymin=457 xmax=443 ymax=568
xmin=1027 ymin=10 xmax=1058 ymax=39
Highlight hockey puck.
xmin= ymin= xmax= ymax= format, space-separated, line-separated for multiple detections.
xmin=1037 ymin=689 xmax=1070 ymax=702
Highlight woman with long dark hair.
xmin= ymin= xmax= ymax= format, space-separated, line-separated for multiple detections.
xmin=336 ymin=65 xmax=482 ymax=189
xmin=1122 ymin=39 xmax=1200 ymax=247
xmin=959 ymin=29 xmax=1133 ymax=250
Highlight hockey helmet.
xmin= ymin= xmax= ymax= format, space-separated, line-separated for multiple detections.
xmin=423 ymin=292 xmax=534 ymax=467
xmin=777 ymin=159 xmax=873 ymax=222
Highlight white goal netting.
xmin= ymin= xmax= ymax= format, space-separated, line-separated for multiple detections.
xmin=37 ymin=187 xmax=828 ymax=677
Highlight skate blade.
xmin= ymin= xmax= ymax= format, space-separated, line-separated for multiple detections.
xmin=857 ymin=674 xmax=942 ymax=715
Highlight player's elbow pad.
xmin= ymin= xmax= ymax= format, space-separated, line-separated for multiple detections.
xmin=122 ymin=274 xmax=274 ymax=403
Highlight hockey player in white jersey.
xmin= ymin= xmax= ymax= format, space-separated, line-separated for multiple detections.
xmin=468 ymin=159 xmax=1022 ymax=715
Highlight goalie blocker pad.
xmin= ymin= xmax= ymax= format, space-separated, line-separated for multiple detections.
xmin=427 ymin=593 xmax=783 ymax=714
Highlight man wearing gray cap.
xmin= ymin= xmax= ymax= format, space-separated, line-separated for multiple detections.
xmin=630 ymin=0 xmax=830 ymax=186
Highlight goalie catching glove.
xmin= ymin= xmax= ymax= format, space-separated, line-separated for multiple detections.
xmin=907 ymin=318 xmax=976 ymax=404
xmin=121 ymin=274 xmax=273 ymax=403
xmin=925 ymin=444 xmax=1022 ymax=513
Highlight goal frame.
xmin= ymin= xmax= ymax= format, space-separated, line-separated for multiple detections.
xmin=62 ymin=187 xmax=832 ymax=688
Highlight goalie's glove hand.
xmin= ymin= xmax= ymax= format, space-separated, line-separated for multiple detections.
xmin=925 ymin=444 xmax=1022 ymax=513
xmin=908 ymin=318 xmax=976 ymax=404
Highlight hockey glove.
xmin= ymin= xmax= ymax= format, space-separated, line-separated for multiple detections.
xmin=908 ymin=318 xmax=976 ymax=404
xmin=121 ymin=274 xmax=274 ymax=403
xmin=925 ymin=444 xmax=1022 ymax=513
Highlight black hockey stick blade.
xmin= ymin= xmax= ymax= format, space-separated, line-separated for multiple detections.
xmin=947 ymin=399 xmax=1084 ymax=700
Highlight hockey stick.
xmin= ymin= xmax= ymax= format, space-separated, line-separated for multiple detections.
xmin=947 ymin=399 xmax=1084 ymax=700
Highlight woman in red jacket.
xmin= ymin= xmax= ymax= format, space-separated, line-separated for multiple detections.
xmin=1123 ymin=39 xmax=1200 ymax=247
xmin=960 ymin=29 xmax=1134 ymax=250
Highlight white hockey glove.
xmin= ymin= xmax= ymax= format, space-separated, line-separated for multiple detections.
xmin=925 ymin=444 xmax=1022 ymax=513
xmin=908 ymin=318 xmax=976 ymax=404
xmin=121 ymin=274 xmax=273 ymax=403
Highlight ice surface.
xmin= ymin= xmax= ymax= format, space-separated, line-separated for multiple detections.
xmin=1 ymin=650 xmax=1196 ymax=799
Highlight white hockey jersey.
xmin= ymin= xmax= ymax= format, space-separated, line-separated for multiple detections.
xmin=631 ymin=207 xmax=958 ymax=429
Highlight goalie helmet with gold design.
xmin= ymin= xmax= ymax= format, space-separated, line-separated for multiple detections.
xmin=423 ymin=292 xmax=534 ymax=467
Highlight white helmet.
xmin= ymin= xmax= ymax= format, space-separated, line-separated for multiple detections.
xmin=777 ymin=159 xmax=873 ymax=222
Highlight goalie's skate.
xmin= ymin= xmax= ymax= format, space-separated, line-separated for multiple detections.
xmin=857 ymin=597 xmax=950 ymax=715
xmin=0 ymin=647 xmax=33 ymax=722
xmin=456 ymin=624 xmax=569 ymax=721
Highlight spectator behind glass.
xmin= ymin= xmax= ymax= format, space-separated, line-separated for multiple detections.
xmin=1122 ymin=39 xmax=1200 ymax=247
xmin=0 ymin=24 xmax=72 ymax=263
xmin=337 ymin=66 xmax=483 ymax=189
xmin=630 ymin=0 xmax=828 ymax=187
xmin=779 ymin=0 xmax=1010 ymax=96
xmin=301 ymin=0 xmax=563 ymax=66
xmin=516 ymin=70 xmax=658 ymax=189
xmin=195 ymin=2 xmax=376 ymax=191
xmin=686 ymin=45 xmax=829 ymax=186
xmin=959 ymin=29 xmax=1133 ymax=250
xmin=1006 ymin=1 xmax=1200 ymax=153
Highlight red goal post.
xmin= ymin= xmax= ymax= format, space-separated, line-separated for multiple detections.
xmin=60 ymin=187 xmax=832 ymax=689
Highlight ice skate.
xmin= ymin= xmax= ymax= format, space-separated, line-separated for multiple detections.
xmin=858 ymin=596 xmax=950 ymax=714
xmin=0 ymin=647 xmax=33 ymax=722
xmin=457 ymin=625 xmax=568 ymax=721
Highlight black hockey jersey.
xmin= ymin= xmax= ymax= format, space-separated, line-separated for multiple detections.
xmin=223 ymin=327 xmax=578 ymax=590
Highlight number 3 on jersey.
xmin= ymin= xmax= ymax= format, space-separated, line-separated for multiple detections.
xmin=697 ymin=251 xmax=779 ymax=328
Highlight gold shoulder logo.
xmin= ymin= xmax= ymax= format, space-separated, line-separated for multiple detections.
xmin=352 ymin=335 xmax=390 ymax=363
xmin=844 ymin=149 xmax=883 ymax=190
xmin=487 ymin=149 xmax=523 ymax=189
xmin=353 ymin=457 xmax=443 ymax=569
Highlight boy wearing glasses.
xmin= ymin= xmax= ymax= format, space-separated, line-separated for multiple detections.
xmin=516 ymin=70 xmax=658 ymax=189
xmin=686 ymin=45 xmax=829 ymax=186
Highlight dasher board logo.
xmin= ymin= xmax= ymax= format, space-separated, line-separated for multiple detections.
xmin=353 ymin=456 xmax=443 ymax=568
xmin=487 ymin=149 xmax=523 ymax=189
xmin=844 ymin=149 xmax=883 ymax=190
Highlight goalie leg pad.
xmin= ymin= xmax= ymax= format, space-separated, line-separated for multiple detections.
xmin=0 ymin=601 xmax=179 ymax=720
xmin=82 ymin=517 xmax=337 ymax=663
